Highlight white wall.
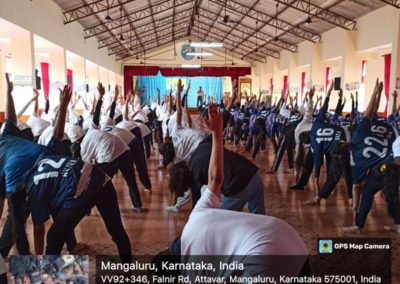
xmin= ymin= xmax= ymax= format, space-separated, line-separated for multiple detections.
xmin=0 ymin=0 xmax=121 ymax=75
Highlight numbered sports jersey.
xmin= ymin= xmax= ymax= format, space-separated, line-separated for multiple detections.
xmin=311 ymin=121 xmax=345 ymax=176
xmin=265 ymin=108 xmax=278 ymax=137
xmin=25 ymin=155 xmax=109 ymax=225
xmin=0 ymin=134 xmax=50 ymax=193
xmin=350 ymin=118 xmax=395 ymax=184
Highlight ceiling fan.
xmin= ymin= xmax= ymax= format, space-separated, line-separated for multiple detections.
xmin=303 ymin=0 xmax=322 ymax=25
xmin=118 ymin=7 xmax=125 ymax=41
xmin=104 ymin=0 xmax=113 ymax=22
xmin=219 ymin=0 xmax=240 ymax=24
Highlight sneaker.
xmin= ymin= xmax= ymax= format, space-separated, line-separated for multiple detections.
xmin=132 ymin=206 xmax=142 ymax=212
xmin=166 ymin=206 xmax=181 ymax=213
xmin=384 ymin=225 xmax=400 ymax=232
xmin=176 ymin=190 xmax=191 ymax=208
xmin=341 ymin=226 xmax=362 ymax=233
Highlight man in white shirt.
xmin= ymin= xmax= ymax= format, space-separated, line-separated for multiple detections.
xmin=180 ymin=103 xmax=309 ymax=278
xmin=197 ymin=86 xmax=204 ymax=108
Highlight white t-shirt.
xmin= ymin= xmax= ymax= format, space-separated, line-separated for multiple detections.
xmin=117 ymin=120 xmax=151 ymax=137
xmin=181 ymin=189 xmax=308 ymax=276
xmin=101 ymin=125 xmax=135 ymax=145
xmin=173 ymin=125 xmax=207 ymax=162
xmin=80 ymin=128 xmax=129 ymax=163
xmin=162 ymin=112 xmax=176 ymax=138
xmin=64 ymin=123 xmax=85 ymax=143
xmin=38 ymin=126 xmax=69 ymax=146
xmin=27 ymin=115 xmax=50 ymax=137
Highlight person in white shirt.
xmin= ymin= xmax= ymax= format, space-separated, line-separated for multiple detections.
xmin=159 ymin=80 xmax=207 ymax=168
xmin=117 ymin=92 xmax=152 ymax=158
xmin=71 ymin=84 xmax=144 ymax=211
xmin=101 ymin=88 xmax=152 ymax=191
xmin=196 ymin=86 xmax=204 ymax=108
xmin=180 ymin=103 xmax=309 ymax=278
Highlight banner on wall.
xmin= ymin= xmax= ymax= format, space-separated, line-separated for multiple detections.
xmin=345 ymin=82 xmax=360 ymax=91
xmin=12 ymin=75 xmax=32 ymax=87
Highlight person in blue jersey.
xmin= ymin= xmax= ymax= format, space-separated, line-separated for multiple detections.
xmin=271 ymin=92 xmax=299 ymax=173
xmin=0 ymin=73 xmax=56 ymax=256
xmin=342 ymin=80 xmax=396 ymax=232
xmin=9 ymin=84 xmax=132 ymax=261
xmin=309 ymin=83 xmax=346 ymax=198
xmin=305 ymin=88 xmax=352 ymax=205
xmin=250 ymin=96 xmax=271 ymax=159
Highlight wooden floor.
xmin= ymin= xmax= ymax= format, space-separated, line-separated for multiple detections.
xmin=1 ymin=141 xmax=399 ymax=281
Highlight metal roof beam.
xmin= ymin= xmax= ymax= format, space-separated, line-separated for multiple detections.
xmin=198 ymin=8 xmax=297 ymax=53
xmin=276 ymin=0 xmax=356 ymax=30
xmin=63 ymin=0 xmax=134 ymax=24
xmin=83 ymin=0 xmax=191 ymax=39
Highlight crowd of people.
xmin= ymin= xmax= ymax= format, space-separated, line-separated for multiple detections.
xmin=0 ymin=70 xmax=399 ymax=278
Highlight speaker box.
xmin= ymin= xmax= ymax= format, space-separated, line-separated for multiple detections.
xmin=35 ymin=69 xmax=41 ymax=90
xmin=67 ymin=75 xmax=72 ymax=86
xmin=334 ymin=77 xmax=341 ymax=91
xmin=86 ymin=84 xmax=89 ymax=93
xmin=108 ymin=84 xmax=111 ymax=92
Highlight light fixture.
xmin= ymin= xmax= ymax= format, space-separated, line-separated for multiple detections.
xmin=186 ymin=52 xmax=213 ymax=56
xmin=306 ymin=16 xmax=312 ymax=24
xmin=190 ymin=42 xmax=223 ymax=48
xmin=182 ymin=64 xmax=201 ymax=68
xmin=119 ymin=34 xmax=125 ymax=41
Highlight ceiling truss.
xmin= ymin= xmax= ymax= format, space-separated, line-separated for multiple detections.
xmin=57 ymin=0 xmax=391 ymax=63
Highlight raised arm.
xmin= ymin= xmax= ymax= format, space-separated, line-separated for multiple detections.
xmin=225 ymin=82 xmax=238 ymax=113
xmin=168 ymin=88 xmax=173 ymax=114
xmin=81 ymin=96 xmax=89 ymax=111
xmin=92 ymin=83 xmax=105 ymax=127
xmin=124 ymin=92 xmax=132 ymax=121
xmin=17 ymin=89 xmax=39 ymax=118
xmin=176 ymin=79 xmax=184 ymax=126
xmin=5 ymin=73 xmax=17 ymax=125
xmin=365 ymin=79 xmax=380 ymax=119
xmin=53 ymin=85 xmax=73 ymax=140
xmin=373 ymin=80 xmax=384 ymax=114
xmin=207 ymin=103 xmax=224 ymax=196
xmin=184 ymin=90 xmax=192 ymax=128
xmin=109 ymin=85 xmax=119 ymax=119
xmin=392 ymin=90 xmax=398 ymax=115
xmin=70 ymin=92 xmax=81 ymax=109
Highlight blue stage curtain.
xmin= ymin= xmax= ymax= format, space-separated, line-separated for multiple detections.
xmin=138 ymin=71 xmax=223 ymax=108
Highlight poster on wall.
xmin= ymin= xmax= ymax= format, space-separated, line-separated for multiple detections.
xmin=13 ymin=75 xmax=32 ymax=87
xmin=239 ymin=78 xmax=252 ymax=96
xmin=345 ymin=82 xmax=360 ymax=91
